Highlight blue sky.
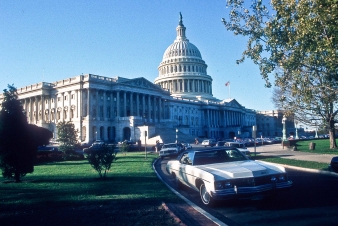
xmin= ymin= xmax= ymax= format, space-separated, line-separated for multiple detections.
xmin=0 ymin=0 xmax=275 ymax=111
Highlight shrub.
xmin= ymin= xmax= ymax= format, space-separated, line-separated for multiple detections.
xmin=87 ymin=145 xmax=116 ymax=178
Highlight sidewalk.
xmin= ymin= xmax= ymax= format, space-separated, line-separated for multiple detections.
xmin=247 ymin=143 xmax=336 ymax=164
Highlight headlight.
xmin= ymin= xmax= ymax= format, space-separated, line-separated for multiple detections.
xmin=224 ymin=181 xmax=232 ymax=188
xmin=271 ymin=174 xmax=286 ymax=182
xmin=214 ymin=181 xmax=232 ymax=190
xmin=278 ymin=175 xmax=286 ymax=181
xmin=215 ymin=182 xmax=223 ymax=189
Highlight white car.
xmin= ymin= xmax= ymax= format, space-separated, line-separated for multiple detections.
xmin=225 ymin=142 xmax=251 ymax=156
xmin=166 ymin=148 xmax=292 ymax=206
xmin=182 ymin=143 xmax=192 ymax=149
xmin=201 ymin=139 xmax=216 ymax=147
xmin=159 ymin=143 xmax=183 ymax=159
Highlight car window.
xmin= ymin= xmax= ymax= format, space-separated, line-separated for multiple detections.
xmin=180 ymin=153 xmax=192 ymax=165
xmin=193 ymin=149 xmax=246 ymax=165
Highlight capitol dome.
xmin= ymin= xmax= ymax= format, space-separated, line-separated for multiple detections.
xmin=154 ymin=13 xmax=214 ymax=100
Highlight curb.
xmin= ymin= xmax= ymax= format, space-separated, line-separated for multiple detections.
xmin=152 ymin=158 xmax=228 ymax=226
xmin=161 ymin=202 xmax=187 ymax=226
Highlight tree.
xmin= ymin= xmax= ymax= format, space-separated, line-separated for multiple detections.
xmin=86 ymin=144 xmax=116 ymax=179
xmin=56 ymin=121 xmax=78 ymax=156
xmin=0 ymin=85 xmax=52 ymax=182
xmin=222 ymin=0 xmax=338 ymax=148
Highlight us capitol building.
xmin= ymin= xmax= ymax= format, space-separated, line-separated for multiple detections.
xmin=0 ymin=14 xmax=257 ymax=145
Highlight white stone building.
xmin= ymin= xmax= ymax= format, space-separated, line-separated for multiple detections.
xmin=0 ymin=14 xmax=256 ymax=145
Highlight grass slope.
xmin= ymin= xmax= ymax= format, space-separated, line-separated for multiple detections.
xmin=0 ymin=152 xmax=182 ymax=226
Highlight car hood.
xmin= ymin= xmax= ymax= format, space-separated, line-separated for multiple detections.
xmin=195 ymin=160 xmax=285 ymax=179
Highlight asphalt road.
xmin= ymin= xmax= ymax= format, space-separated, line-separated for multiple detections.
xmin=155 ymin=146 xmax=338 ymax=226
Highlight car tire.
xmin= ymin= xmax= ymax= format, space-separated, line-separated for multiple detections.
xmin=199 ymin=183 xmax=214 ymax=206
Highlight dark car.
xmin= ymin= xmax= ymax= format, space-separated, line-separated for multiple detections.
xmin=215 ymin=141 xmax=226 ymax=146
xmin=329 ymin=156 xmax=338 ymax=173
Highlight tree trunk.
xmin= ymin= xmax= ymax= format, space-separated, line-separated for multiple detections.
xmin=14 ymin=171 xmax=21 ymax=183
xmin=328 ymin=118 xmax=337 ymax=149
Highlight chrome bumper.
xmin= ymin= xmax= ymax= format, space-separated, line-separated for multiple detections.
xmin=211 ymin=181 xmax=293 ymax=199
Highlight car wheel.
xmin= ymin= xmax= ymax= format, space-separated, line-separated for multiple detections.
xmin=199 ymin=183 xmax=214 ymax=206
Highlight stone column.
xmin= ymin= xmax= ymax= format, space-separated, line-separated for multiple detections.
xmin=116 ymin=91 xmax=120 ymax=117
xmin=148 ymin=95 xmax=151 ymax=121
xmin=68 ymin=91 xmax=71 ymax=120
xmin=123 ymin=91 xmax=127 ymax=117
xmin=136 ymin=93 xmax=140 ymax=117
xmin=87 ymin=89 xmax=91 ymax=118
xmin=142 ymin=94 xmax=145 ymax=119
xmin=159 ymin=98 xmax=162 ymax=121
xmin=103 ymin=91 xmax=106 ymax=119
xmin=130 ymin=92 xmax=133 ymax=116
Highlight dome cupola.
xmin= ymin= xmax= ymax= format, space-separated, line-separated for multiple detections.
xmin=154 ymin=13 xmax=214 ymax=100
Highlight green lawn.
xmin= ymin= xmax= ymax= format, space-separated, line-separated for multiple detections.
xmin=0 ymin=152 xmax=182 ymax=225
xmin=295 ymin=139 xmax=338 ymax=154
xmin=257 ymin=139 xmax=338 ymax=171
xmin=256 ymin=156 xmax=330 ymax=171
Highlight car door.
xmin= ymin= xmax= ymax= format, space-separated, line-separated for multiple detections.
xmin=178 ymin=152 xmax=194 ymax=187
xmin=178 ymin=152 xmax=199 ymax=190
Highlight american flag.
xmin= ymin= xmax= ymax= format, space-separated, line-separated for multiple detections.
xmin=225 ymin=81 xmax=230 ymax=86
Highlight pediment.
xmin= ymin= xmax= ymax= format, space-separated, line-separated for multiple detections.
xmin=120 ymin=77 xmax=164 ymax=91
xmin=222 ymin=99 xmax=243 ymax=108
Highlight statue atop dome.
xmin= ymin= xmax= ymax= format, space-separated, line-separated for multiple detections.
xmin=179 ymin=12 xmax=183 ymax=26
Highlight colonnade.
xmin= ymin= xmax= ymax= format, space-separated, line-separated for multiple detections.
xmin=158 ymin=79 xmax=212 ymax=95
xmin=20 ymin=88 xmax=168 ymax=125
xmin=84 ymin=89 xmax=167 ymax=123
xmin=204 ymin=109 xmax=244 ymax=127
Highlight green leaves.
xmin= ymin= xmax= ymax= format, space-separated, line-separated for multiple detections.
xmin=56 ymin=121 xmax=78 ymax=153
xmin=223 ymin=0 xmax=338 ymax=148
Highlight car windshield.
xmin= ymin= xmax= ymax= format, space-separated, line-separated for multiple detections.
xmin=193 ymin=149 xmax=247 ymax=165
xmin=163 ymin=144 xmax=177 ymax=148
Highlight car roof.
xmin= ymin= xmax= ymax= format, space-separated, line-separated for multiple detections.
xmin=183 ymin=146 xmax=235 ymax=154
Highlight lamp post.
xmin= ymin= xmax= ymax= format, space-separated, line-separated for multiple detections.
xmin=175 ymin=128 xmax=178 ymax=143
xmin=295 ymin=120 xmax=299 ymax=139
xmin=95 ymin=131 xmax=98 ymax=141
xmin=282 ymin=115 xmax=287 ymax=141
xmin=252 ymin=125 xmax=257 ymax=157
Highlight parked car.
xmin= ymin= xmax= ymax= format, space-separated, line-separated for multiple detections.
xmin=159 ymin=143 xmax=183 ymax=159
xmin=182 ymin=143 xmax=192 ymax=149
xmin=329 ymin=156 xmax=338 ymax=173
xmin=215 ymin=141 xmax=226 ymax=146
xmin=224 ymin=142 xmax=251 ymax=156
xmin=83 ymin=140 xmax=116 ymax=154
xmin=201 ymin=139 xmax=217 ymax=147
xmin=166 ymin=148 xmax=293 ymax=206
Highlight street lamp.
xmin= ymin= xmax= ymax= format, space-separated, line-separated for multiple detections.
xmin=252 ymin=125 xmax=257 ymax=157
xmin=175 ymin=128 xmax=178 ymax=143
xmin=295 ymin=120 xmax=299 ymax=139
xmin=282 ymin=115 xmax=287 ymax=141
